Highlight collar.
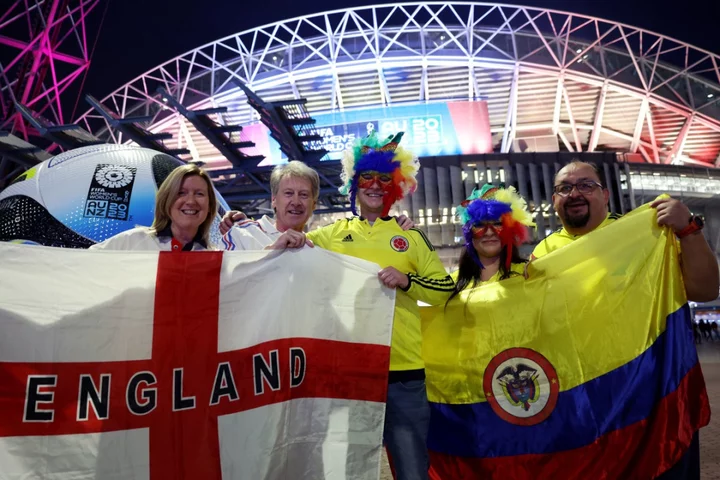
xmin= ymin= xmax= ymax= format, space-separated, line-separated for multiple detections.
xmin=157 ymin=225 xmax=207 ymax=251
xmin=358 ymin=216 xmax=393 ymax=222
xmin=259 ymin=215 xmax=279 ymax=234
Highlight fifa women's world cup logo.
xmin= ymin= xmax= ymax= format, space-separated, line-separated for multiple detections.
xmin=84 ymin=164 xmax=137 ymax=221
xmin=483 ymin=347 xmax=559 ymax=426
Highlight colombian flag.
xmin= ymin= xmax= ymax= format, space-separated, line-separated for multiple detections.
xmin=422 ymin=200 xmax=710 ymax=479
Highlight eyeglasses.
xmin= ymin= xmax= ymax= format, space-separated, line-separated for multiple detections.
xmin=553 ymin=181 xmax=603 ymax=197
xmin=358 ymin=171 xmax=393 ymax=189
xmin=471 ymin=222 xmax=503 ymax=238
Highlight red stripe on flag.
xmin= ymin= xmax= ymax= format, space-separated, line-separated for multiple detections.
xmin=428 ymin=363 xmax=710 ymax=479
xmin=0 ymin=339 xmax=389 ymax=437
xmin=0 ymin=252 xmax=391 ymax=480
xmin=150 ymin=251 xmax=223 ymax=480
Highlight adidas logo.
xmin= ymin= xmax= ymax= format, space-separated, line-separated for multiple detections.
xmin=342 ymin=234 xmax=353 ymax=242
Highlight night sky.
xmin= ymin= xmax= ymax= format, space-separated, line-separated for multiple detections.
xmin=76 ymin=0 xmax=719 ymax=117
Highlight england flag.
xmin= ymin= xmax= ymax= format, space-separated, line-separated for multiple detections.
xmin=0 ymin=244 xmax=394 ymax=480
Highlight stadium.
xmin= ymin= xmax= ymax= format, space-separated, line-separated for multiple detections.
xmin=2 ymin=2 xmax=720 ymax=265
xmin=0 ymin=3 xmax=719 ymax=477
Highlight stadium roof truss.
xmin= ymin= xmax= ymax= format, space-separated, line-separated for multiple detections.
xmin=74 ymin=2 xmax=720 ymax=171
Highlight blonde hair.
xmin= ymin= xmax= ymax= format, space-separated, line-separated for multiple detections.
xmin=150 ymin=164 xmax=217 ymax=245
xmin=270 ymin=161 xmax=320 ymax=202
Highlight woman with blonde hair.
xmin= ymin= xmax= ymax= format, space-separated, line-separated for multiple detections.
xmin=90 ymin=163 xmax=217 ymax=251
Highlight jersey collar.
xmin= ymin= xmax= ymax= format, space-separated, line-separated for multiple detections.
xmin=561 ymin=212 xmax=614 ymax=239
xmin=157 ymin=224 xmax=207 ymax=250
xmin=358 ymin=215 xmax=393 ymax=222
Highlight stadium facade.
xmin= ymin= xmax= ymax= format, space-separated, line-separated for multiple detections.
xmin=73 ymin=2 xmax=720 ymax=264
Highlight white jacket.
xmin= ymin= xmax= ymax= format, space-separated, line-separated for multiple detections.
xmin=220 ymin=215 xmax=281 ymax=250
xmin=89 ymin=226 xmax=209 ymax=251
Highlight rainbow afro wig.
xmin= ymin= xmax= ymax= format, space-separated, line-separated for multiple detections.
xmin=456 ymin=184 xmax=535 ymax=269
xmin=339 ymin=131 xmax=419 ymax=216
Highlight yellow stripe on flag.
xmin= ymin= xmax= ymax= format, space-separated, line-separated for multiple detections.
xmin=422 ymin=198 xmax=687 ymax=404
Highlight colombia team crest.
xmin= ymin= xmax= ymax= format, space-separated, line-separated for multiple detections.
xmin=483 ymin=347 xmax=559 ymax=426
xmin=390 ymin=235 xmax=409 ymax=252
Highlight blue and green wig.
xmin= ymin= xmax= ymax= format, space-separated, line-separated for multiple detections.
xmin=339 ymin=131 xmax=419 ymax=216
xmin=456 ymin=184 xmax=535 ymax=269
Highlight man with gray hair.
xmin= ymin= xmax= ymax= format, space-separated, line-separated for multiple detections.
xmin=221 ymin=160 xmax=319 ymax=250
xmin=221 ymin=161 xmax=414 ymax=250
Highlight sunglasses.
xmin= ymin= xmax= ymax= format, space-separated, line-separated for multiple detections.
xmin=471 ymin=222 xmax=504 ymax=238
xmin=358 ymin=171 xmax=393 ymax=189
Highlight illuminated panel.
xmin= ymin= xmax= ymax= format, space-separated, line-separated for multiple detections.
xmin=245 ymin=100 xmax=492 ymax=166
xmin=628 ymin=171 xmax=720 ymax=194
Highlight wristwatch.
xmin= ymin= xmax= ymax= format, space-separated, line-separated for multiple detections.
xmin=676 ymin=215 xmax=704 ymax=239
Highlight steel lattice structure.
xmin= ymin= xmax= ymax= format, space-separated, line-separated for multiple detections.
xmin=0 ymin=0 xmax=100 ymax=132
xmin=75 ymin=2 xmax=720 ymax=169
xmin=0 ymin=0 xmax=101 ymax=183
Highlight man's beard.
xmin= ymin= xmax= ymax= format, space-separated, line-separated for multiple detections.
xmin=563 ymin=199 xmax=591 ymax=228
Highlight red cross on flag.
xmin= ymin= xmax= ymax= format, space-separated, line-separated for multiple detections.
xmin=0 ymin=244 xmax=394 ymax=479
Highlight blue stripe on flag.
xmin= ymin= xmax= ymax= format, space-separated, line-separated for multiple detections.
xmin=427 ymin=305 xmax=697 ymax=458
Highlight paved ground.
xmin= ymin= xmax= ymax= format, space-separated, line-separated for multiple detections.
xmin=699 ymin=341 xmax=720 ymax=480
xmin=379 ymin=453 xmax=392 ymax=480
xmin=378 ymin=341 xmax=720 ymax=480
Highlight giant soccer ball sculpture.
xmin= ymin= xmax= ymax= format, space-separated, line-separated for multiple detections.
xmin=0 ymin=144 xmax=229 ymax=248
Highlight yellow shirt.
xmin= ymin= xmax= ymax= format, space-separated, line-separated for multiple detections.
xmin=450 ymin=262 xmax=526 ymax=286
xmin=531 ymin=213 xmax=621 ymax=259
xmin=307 ymin=217 xmax=454 ymax=371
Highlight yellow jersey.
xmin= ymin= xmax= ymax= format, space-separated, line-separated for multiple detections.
xmin=531 ymin=213 xmax=621 ymax=259
xmin=450 ymin=262 xmax=526 ymax=286
xmin=307 ymin=217 xmax=454 ymax=371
